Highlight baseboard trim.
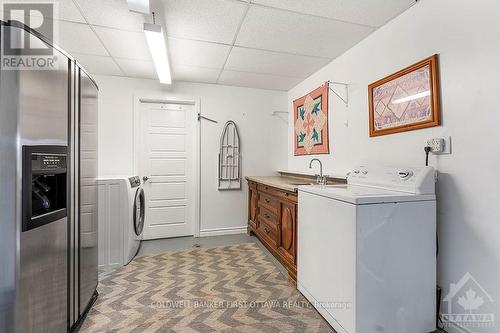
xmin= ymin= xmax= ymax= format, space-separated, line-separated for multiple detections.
xmin=199 ymin=226 xmax=247 ymax=237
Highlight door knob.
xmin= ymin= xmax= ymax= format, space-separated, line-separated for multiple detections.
xmin=142 ymin=176 xmax=149 ymax=182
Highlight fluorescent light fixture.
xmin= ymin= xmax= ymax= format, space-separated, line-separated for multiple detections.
xmin=144 ymin=23 xmax=172 ymax=85
xmin=127 ymin=0 xmax=150 ymax=14
xmin=392 ymin=90 xmax=430 ymax=104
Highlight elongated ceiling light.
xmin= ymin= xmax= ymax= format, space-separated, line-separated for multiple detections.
xmin=392 ymin=90 xmax=430 ymax=104
xmin=144 ymin=22 xmax=172 ymax=84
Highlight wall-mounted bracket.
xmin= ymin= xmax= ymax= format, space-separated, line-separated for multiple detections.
xmin=198 ymin=113 xmax=218 ymax=123
xmin=327 ymin=80 xmax=349 ymax=107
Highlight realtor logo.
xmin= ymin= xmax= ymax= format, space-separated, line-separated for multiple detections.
xmin=1 ymin=1 xmax=58 ymax=69
xmin=442 ymin=272 xmax=495 ymax=332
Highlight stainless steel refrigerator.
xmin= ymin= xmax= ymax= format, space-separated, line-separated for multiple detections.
xmin=0 ymin=21 xmax=98 ymax=332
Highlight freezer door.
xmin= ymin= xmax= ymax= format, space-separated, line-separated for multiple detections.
xmin=13 ymin=26 xmax=70 ymax=332
xmin=78 ymin=67 xmax=99 ymax=315
xmin=0 ymin=24 xmax=19 ymax=333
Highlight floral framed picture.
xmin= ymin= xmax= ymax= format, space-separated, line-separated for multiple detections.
xmin=293 ymin=83 xmax=329 ymax=156
xmin=368 ymin=54 xmax=440 ymax=137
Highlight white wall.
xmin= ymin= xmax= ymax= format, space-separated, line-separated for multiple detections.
xmin=95 ymin=75 xmax=287 ymax=235
xmin=287 ymin=0 xmax=500 ymax=331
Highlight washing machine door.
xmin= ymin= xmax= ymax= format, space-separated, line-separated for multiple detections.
xmin=133 ymin=188 xmax=145 ymax=236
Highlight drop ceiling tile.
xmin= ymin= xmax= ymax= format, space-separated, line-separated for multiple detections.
xmin=252 ymin=0 xmax=416 ymax=27
xmin=218 ymin=70 xmax=302 ymax=91
xmin=172 ymin=64 xmax=220 ymax=84
xmin=94 ymin=26 xmax=152 ymax=60
xmin=72 ymin=53 xmax=122 ymax=76
xmin=236 ymin=6 xmax=374 ymax=58
xmin=163 ymin=0 xmax=248 ymax=44
xmin=0 ymin=0 xmax=86 ymax=22
xmin=73 ymin=0 xmax=145 ymax=31
xmin=225 ymin=47 xmax=330 ymax=78
xmin=115 ymin=58 xmax=157 ymax=80
xmin=58 ymin=0 xmax=86 ymax=23
xmin=56 ymin=21 xmax=108 ymax=56
xmin=168 ymin=38 xmax=231 ymax=69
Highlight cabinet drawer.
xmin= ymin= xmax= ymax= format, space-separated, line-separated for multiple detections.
xmin=276 ymin=190 xmax=297 ymax=203
xmin=257 ymin=184 xmax=297 ymax=203
xmin=258 ymin=205 xmax=278 ymax=227
xmin=257 ymin=184 xmax=280 ymax=196
xmin=258 ymin=192 xmax=279 ymax=215
xmin=257 ymin=217 xmax=279 ymax=248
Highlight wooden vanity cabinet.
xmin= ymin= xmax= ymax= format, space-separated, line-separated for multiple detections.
xmin=247 ymin=181 xmax=298 ymax=284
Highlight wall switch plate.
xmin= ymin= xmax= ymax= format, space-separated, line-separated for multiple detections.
xmin=426 ymin=137 xmax=451 ymax=154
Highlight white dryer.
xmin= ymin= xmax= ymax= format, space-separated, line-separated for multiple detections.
xmin=98 ymin=176 xmax=145 ymax=271
xmin=297 ymin=166 xmax=437 ymax=333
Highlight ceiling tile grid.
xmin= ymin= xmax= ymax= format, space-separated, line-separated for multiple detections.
xmin=162 ymin=0 xmax=248 ymax=44
xmin=250 ymin=0 xmax=417 ymax=27
xmin=24 ymin=0 xmax=417 ymax=90
xmin=235 ymin=5 xmax=375 ymax=58
xmin=115 ymin=58 xmax=157 ymax=79
xmin=225 ymin=46 xmax=331 ymax=78
xmin=73 ymin=53 xmax=123 ymax=76
xmin=56 ymin=21 xmax=108 ymax=56
xmin=93 ymin=26 xmax=153 ymax=61
xmin=1 ymin=0 xmax=86 ymax=22
xmin=173 ymin=65 xmax=222 ymax=84
xmin=218 ymin=69 xmax=303 ymax=91
xmin=168 ymin=37 xmax=231 ymax=69
xmin=73 ymin=0 xmax=145 ymax=31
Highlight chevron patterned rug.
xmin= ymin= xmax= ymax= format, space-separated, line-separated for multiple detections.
xmin=80 ymin=242 xmax=333 ymax=332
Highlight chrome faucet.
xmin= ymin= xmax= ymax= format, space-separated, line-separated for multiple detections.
xmin=309 ymin=158 xmax=327 ymax=185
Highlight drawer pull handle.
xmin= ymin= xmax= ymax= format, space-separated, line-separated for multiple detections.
xmin=264 ymin=213 xmax=270 ymax=219
xmin=264 ymin=227 xmax=270 ymax=234
xmin=265 ymin=199 xmax=270 ymax=203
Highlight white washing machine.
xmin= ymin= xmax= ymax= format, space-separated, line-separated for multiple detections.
xmin=297 ymin=166 xmax=437 ymax=333
xmin=125 ymin=176 xmax=145 ymax=263
xmin=98 ymin=176 xmax=145 ymax=271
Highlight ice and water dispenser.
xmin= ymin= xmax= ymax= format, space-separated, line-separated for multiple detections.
xmin=22 ymin=146 xmax=68 ymax=232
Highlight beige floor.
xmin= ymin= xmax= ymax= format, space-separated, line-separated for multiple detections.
xmin=80 ymin=241 xmax=333 ymax=332
xmin=137 ymin=234 xmax=289 ymax=278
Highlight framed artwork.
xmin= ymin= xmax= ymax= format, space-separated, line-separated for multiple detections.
xmin=293 ymin=83 xmax=329 ymax=156
xmin=368 ymin=54 xmax=440 ymax=137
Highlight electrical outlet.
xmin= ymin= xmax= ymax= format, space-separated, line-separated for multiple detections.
xmin=427 ymin=138 xmax=445 ymax=152
xmin=426 ymin=137 xmax=451 ymax=154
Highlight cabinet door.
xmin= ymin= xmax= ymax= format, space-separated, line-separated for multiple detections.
xmin=279 ymin=201 xmax=296 ymax=264
xmin=248 ymin=185 xmax=259 ymax=230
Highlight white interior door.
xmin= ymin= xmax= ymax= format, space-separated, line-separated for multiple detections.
xmin=139 ymin=101 xmax=197 ymax=240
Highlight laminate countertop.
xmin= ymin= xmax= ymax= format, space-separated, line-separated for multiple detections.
xmin=246 ymin=172 xmax=346 ymax=193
